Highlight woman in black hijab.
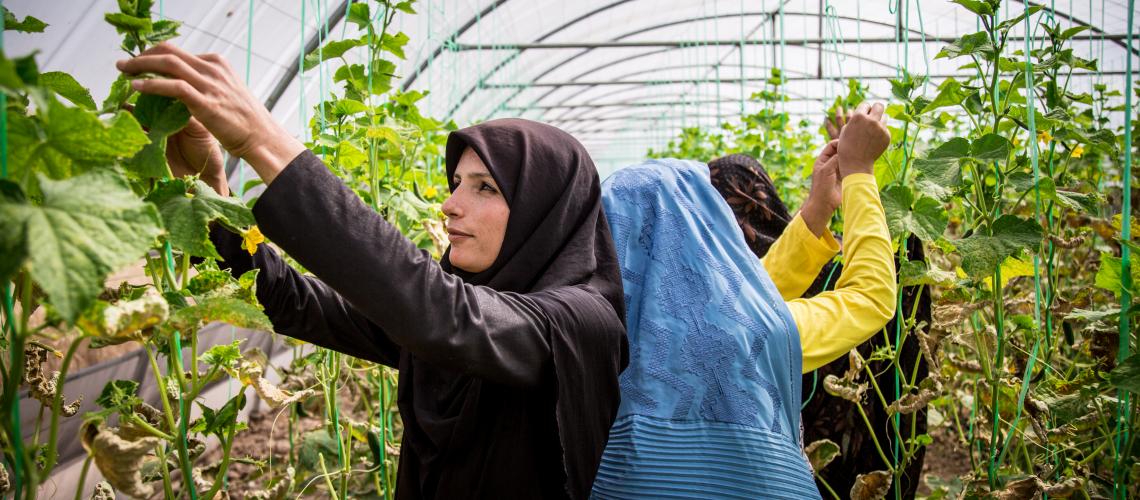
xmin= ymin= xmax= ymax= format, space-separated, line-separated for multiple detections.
xmin=118 ymin=45 xmax=627 ymax=499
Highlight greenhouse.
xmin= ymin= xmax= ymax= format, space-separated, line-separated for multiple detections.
xmin=0 ymin=0 xmax=1137 ymax=498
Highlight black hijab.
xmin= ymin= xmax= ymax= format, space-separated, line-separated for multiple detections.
xmin=442 ymin=118 xmax=624 ymax=317
xmin=396 ymin=118 xmax=626 ymax=499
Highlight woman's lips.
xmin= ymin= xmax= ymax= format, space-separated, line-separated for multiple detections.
xmin=447 ymin=229 xmax=473 ymax=242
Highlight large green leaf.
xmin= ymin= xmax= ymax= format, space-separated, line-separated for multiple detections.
xmin=949 ymin=0 xmax=998 ymax=15
xmin=881 ymin=185 xmax=948 ymax=242
xmin=913 ymin=138 xmax=969 ymax=198
xmin=0 ymin=171 xmax=163 ymax=322
xmin=936 ymin=31 xmax=992 ymax=60
xmin=127 ymin=94 xmax=191 ymax=179
xmin=303 ymin=38 xmax=367 ymax=71
xmin=1095 ymin=252 xmax=1140 ymax=297
xmin=8 ymin=100 xmax=149 ymax=182
xmin=953 ymin=215 xmax=1042 ymax=279
xmin=970 ymin=133 xmax=1012 ymax=161
xmin=346 ymin=2 xmax=371 ymax=27
xmin=39 ymin=72 xmax=95 ymax=109
xmin=145 ymin=177 xmax=255 ymax=259
xmin=921 ymin=79 xmax=973 ymax=114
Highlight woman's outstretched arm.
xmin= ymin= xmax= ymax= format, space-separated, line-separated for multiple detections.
xmin=787 ymin=103 xmax=897 ymax=372
xmin=787 ymin=173 xmax=896 ymax=372
xmin=209 ymin=226 xmax=402 ymax=367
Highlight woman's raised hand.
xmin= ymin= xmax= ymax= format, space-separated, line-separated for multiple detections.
xmin=800 ymin=139 xmax=841 ymax=238
xmin=824 ymin=106 xmax=852 ymax=140
xmin=166 ymin=116 xmax=229 ymax=196
xmin=836 ymin=102 xmax=890 ymax=178
xmin=116 ymin=43 xmax=305 ymax=184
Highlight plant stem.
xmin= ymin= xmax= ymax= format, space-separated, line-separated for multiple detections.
xmin=73 ymin=455 xmax=93 ymax=500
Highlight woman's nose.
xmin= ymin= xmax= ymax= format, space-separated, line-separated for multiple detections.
xmin=441 ymin=193 xmax=461 ymax=218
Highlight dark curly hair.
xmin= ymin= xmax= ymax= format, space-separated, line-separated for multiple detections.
xmin=707 ymin=154 xmax=792 ymax=258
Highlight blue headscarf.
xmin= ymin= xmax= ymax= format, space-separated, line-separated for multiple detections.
xmin=594 ymin=158 xmax=818 ymax=499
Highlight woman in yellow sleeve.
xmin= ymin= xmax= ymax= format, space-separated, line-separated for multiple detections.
xmin=591 ymin=103 xmax=894 ymax=499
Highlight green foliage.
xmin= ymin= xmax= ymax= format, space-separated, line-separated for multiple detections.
xmin=145 ymin=177 xmax=255 ymax=259
xmin=2 ymin=7 xmax=46 ymax=33
xmin=0 ymin=171 xmax=163 ymax=322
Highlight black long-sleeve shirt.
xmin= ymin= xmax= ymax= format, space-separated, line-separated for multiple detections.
xmin=210 ymin=150 xmax=626 ymax=499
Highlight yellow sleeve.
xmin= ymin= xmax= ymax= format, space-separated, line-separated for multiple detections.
xmin=761 ymin=213 xmax=840 ymax=301
xmin=787 ymin=173 xmax=898 ymax=373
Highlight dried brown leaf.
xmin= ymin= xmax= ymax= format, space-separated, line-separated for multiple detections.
xmin=823 ymin=374 xmax=867 ymax=404
xmin=81 ymin=423 xmax=162 ymax=499
xmin=993 ymin=476 xmax=1041 ymax=500
xmin=24 ymin=342 xmax=82 ymax=416
xmin=90 ymin=481 xmax=114 ymax=500
xmin=804 ymin=439 xmax=840 ymax=473
xmin=850 ymin=470 xmax=892 ymax=500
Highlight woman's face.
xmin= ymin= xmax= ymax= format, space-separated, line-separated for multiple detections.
xmin=441 ymin=148 xmax=510 ymax=273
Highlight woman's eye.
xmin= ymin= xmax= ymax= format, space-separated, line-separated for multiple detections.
xmin=480 ymin=182 xmax=498 ymax=193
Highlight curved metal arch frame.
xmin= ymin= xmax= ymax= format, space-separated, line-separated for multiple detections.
xmin=533 ymin=80 xmax=822 ymax=124
xmin=499 ymin=41 xmax=899 ymax=123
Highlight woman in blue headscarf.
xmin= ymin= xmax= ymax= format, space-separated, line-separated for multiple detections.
xmin=592 ymin=103 xmax=896 ymax=498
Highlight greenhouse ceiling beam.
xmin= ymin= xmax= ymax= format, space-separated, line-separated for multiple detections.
xmin=475 ymin=0 xmax=799 ymax=122
xmin=400 ymin=0 xmax=514 ymax=91
xmin=443 ymin=0 xmax=638 ymax=120
xmin=451 ymin=34 xmax=1133 ymax=50
xmin=487 ymin=70 xmax=1130 ymax=88
xmin=226 ymin=0 xmax=349 ymax=178
xmin=502 ymin=43 xmax=891 ymax=123
xmin=505 ymin=97 xmax=858 ymax=111
xmin=1009 ymin=0 xmax=1140 ymax=57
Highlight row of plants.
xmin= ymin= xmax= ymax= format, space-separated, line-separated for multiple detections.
xmin=0 ymin=0 xmax=449 ymax=498
xmin=649 ymin=1 xmax=1137 ymax=498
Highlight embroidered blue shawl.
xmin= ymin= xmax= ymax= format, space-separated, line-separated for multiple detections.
xmin=593 ymin=158 xmax=820 ymax=499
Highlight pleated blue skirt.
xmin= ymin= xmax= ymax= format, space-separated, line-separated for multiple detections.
xmin=591 ymin=415 xmax=822 ymax=499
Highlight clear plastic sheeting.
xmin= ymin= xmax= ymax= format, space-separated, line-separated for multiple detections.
xmin=8 ymin=0 xmax=1138 ymax=175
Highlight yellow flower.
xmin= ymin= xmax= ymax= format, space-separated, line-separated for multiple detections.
xmin=1071 ymin=145 xmax=1084 ymax=158
xmin=1011 ymin=136 xmax=1021 ymax=147
xmin=1037 ymin=130 xmax=1052 ymax=143
xmin=241 ymin=226 xmax=265 ymax=256
xmin=423 ymin=185 xmax=438 ymax=199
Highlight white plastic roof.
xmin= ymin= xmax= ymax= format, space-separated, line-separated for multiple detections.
xmin=7 ymin=0 xmax=1139 ymax=177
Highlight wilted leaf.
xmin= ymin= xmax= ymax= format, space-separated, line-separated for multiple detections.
xmin=1109 ymin=354 xmax=1140 ymax=395
xmin=81 ymin=423 xmax=162 ymax=499
xmin=805 ymin=439 xmax=840 ymax=473
xmin=993 ymin=476 xmax=1040 ymax=500
xmin=851 ymin=470 xmax=892 ymax=500
xmin=1064 ymin=307 xmax=1121 ymax=322
xmin=246 ymin=466 xmax=295 ymax=500
xmin=0 ymin=171 xmax=163 ymax=322
xmin=823 ymin=374 xmax=867 ymax=404
xmin=146 ymin=177 xmax=255 ymax=259
xmin=24 ymin=342 xmax=82 ymax=416
xmin=168 ymin=297 xmax=271 ymax=333
xmin=236 ymin=356 xmax=315 ymax=409
xmin=78 ymin=288 xmax=168 ymax=347
xmin=91 ymin=482 xmax=115 ymax=500
xmin=900 ymin=259 xmax=957 ymax=287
